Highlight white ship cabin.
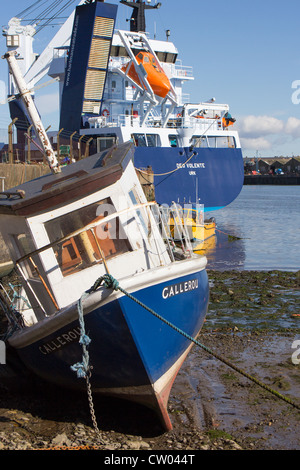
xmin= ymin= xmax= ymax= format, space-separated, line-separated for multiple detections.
xmin=80 ymin=30 xmax=240 ymax=152
xmin=0 ymin=144 xmax=172 ymax=325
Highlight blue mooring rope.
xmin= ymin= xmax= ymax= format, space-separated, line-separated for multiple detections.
xmin=72 ymin=274 xmax=300 ymax=412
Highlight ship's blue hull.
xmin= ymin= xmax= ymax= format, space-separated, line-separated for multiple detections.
xmin=134 ymin=147 xmax=244 ymax=210
xmin=12 ymin=269 xmax=209 ymax=429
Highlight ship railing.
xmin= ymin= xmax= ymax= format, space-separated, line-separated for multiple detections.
xmin=103 ymin=113 xmax=224 ymax=132
xmin=105 ymin=114 xmax=141 ymax=128
xmin=186 ymin=116 xmax=224 ymax=132
xmin=108 ymin=56 xmax=129 ymax=70
xmin=88 ymin=111 xmax=227 ymax=135
xmin=170 ymin=62 xmax=194 ymax=79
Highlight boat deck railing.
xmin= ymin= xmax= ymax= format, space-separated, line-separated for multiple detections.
xmin=167 ymin=62 xmax=194 ymax=80
xmin=88 ymin=113 xmax=229 ymax=133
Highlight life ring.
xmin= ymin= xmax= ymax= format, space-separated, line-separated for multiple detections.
xmin=102 ymin=109 xmax=109 ymax=117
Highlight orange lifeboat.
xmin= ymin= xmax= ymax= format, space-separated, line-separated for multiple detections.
xmin=122 ymin=51 xmax=171 ymax=98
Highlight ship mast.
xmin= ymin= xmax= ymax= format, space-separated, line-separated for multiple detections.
xmin=120 ymin=0 xmax=161 ymax=32
xmin=3 ymin=51 xmax=61 ymax=174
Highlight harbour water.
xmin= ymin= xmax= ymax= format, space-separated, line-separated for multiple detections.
xmin=204 ymin=185 xmax=300 ymax=271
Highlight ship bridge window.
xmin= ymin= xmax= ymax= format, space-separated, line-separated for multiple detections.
xmin=156 ymin=52 xmax=177 ymax=64
xmin=191 ymin=135 xmax=236 ymax=148
xmin=45 ymin=198 xmax=131 ymax=277
xmin=132 ymin=133 xmax=160 ymax=147
xmin=133 ymin=134 xmax=146 ymax=147
xmin=168 ymin=135 xmax=178 ymax=147
xmin=110 ymin=45 xmax=128 ymax=57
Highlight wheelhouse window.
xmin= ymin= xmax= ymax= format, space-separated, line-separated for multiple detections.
xmin=156 ymin=51 xmax=177 ymax=64
xmin=45 ymin=198 xmax=131 ymax=277
xmin=132 ymin=133 xmax=146 ymax=147
xmin=146 ymin=134 xmax=159 ymax=147
xmin=132 ymin=133 xmax=160 ymax=147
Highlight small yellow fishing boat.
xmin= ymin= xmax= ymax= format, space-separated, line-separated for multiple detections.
xmin=192 ymin=230 xmax=217 ymax=255
xmin=168 ymin=207 xmax=216 ymax=252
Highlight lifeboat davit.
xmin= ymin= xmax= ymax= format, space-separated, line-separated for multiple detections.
xmin=122 ymin=51 xmax=171 ymax=98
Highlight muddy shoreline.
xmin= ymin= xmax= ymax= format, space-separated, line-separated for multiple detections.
xmin=0 ymin=269 xmax=299 ymax=451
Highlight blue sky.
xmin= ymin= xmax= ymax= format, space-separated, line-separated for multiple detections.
xmin=0 ymin=0 xmax=299 ymax=158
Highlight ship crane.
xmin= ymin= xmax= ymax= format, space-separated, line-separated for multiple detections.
xmin=2 ymin=1 xmax=86 ymax=137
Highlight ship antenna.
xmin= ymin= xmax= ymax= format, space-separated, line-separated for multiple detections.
xmin=120 ymin=0 xmax=161 ymax=32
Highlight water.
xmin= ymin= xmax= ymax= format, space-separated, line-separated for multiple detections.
xmin=203 ymin=185 xmax=300 ymax=271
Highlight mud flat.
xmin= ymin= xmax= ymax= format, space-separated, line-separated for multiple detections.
xmin=0 ymin=269 xmax=299 ymax=451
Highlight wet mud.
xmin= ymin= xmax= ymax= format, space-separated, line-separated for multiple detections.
xmin=0 ymin=269 xmax=299 ymax=451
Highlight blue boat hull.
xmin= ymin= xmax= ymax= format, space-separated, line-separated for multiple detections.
xmin=12 ymin=269 xmax=209 ymax=429
xmin=134 ymin=147 xmax=244 ymax=211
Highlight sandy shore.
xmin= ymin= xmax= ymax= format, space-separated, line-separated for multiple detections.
xmin=0 ymin=269 xmax=299 ymax=451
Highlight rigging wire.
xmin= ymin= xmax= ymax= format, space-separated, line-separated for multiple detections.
xmin=16 ymin=0 xmax=47 ymax=19
xmin=35 ymin=0 xmax=77 ymax=34
xmin=33 ymin=0 xmax=67 ymax=23
xmin=15 ymin=0 xmax=80 ymax=33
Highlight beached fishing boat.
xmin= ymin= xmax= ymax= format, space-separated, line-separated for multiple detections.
xmin=3 ymin=0 xmax=244 ymax=212
xmin=0 ymin=51 xmax=209 ymax=430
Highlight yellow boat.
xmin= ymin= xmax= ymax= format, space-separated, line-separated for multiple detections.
xmin=168 ymin=208 xmax=216 ymax=252
xmin=192 ymin=229 xmax=217 ymax=255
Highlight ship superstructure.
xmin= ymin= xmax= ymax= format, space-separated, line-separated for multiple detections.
xmin=3 ymin=0 xmax=244 ymax=210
